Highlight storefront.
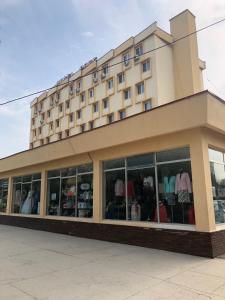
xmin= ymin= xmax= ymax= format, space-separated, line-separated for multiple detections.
xmin=1 ymin=91 xmax=225 ymax=258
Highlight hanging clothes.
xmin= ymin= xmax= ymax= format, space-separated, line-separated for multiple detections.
xmin=154 ymin=202 xmax=168 ymax=223
xmin=163 ymin=176 xmax=176 ymax=193
xmin=131 ymin=203 xmax=141 ymax=221
xmin=115 ymin=179 xmax=124 ymax=197
xmin=175 ymin=172 xmax=192 ymax=194
xmin=143 ymin=176 xmax=154 ymax=189
xmin=188 ymin=205 xmax=195 ymax=224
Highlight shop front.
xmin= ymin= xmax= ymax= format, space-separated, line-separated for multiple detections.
xmin=1 ymin=91 xmax=225 ymax=258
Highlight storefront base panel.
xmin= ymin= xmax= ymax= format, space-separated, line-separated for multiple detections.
xmin=0 ymin=215 xmax=215 ymax=258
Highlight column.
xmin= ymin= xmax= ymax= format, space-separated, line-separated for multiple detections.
xmin=6 ymin=176 xmax=13 ymax=214
xmin=93 ymin=159 xmax=102 ymax=223
xmin=39 ymin=170 xmax=47 ymax=217
xmin=190 ymin=133 xmax=216 ymax=232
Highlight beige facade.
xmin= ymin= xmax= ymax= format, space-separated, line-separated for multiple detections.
xmin=29 ymin=9 xmax=205 ymax=149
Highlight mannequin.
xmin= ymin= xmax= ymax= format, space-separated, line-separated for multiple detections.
xmin=21 ymin=191 xmax=32 ymax=214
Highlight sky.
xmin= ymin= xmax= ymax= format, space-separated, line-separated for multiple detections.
xmin=0 ymin=0 xmax=225 ymax=158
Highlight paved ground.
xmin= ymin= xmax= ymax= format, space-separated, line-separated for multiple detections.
xmin=1 ymin=226 xmax=225 ymax=300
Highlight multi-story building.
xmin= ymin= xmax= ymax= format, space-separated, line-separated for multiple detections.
xmin=3 ymin=9 xmax=225 ymax=258
xmin=30 ymin=9 xmax=205 ymax=149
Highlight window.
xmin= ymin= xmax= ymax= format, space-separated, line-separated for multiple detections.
xmin=47 ymin=164 xmax=93 ymax=218
xmin=102 ymin=64 xmax=108 ymax=76
xmin=142 ymin=59 xmax=150 ymax=72
xmin=50 ymin=122 xmax=53 ymax=130
xmin=89 ymin=121 xmax=94 ymax=130
xmin=56 ymin=92 xmax=60 ymax=101
xmin=50 ymin=96 xmax=54 ymax=106
xmin=47 ymin=110 xmax=51 ymax=118
xmin=59 ymin=104 xmax=63 ymax=113
xmin=77 ymin=80 xmax=81 ymax=89
xmin=77 ymin=110 xmax=81 ymax=119
xmin=69 ymin=113 xmax=74 ymax=123
xmin=80 ymin=92 xmax=85 ymax=103
xmin=58 ymin=132 xmax=62 ymax=140
xmin=32 ymin=118 xmax=35 ymax=126
xmin=137 ymin=82 xmax=144 ymax=95
xmin=135 ymin=44 xmax=143 ymax=57
xmin=41 ymin=113 xmax=45 ymax=122
xmin=93 ymin=71 xmax=98 ymax=82
xmin=124 ymin=88 xmax=131 ymax=100
xmin=89 ymin=88 xmax=94 ymax=98
xmin=38 ymin=127 xmax=42 ymax=135
xmin=0 ymin=179 xmax=8 ymax=213
xmin=33 ymin=129 xmax=36 ymax=137
xmin=103 ymin=98 xmax=109 ymax=109
xmin=40 ymin=139 xmax=44 ymax=146
xmin=119 ymin=110 xmax=126 ymax=120
xmin=12 ymin=174 xmax=41 ymax=215
xmin=69 ymin=85 xmax=73 ymax=95
xmin=65 ymin=130 xmax=69 ymax=137
xmin=46 ymin=137 xmax=50 ymax=144
xmin=103 ymin=147 xmax=194 ymax=224
xmin=118 ymin=72 xmax=125 ymax=84
xmin=34 ymin=104 xmax=37 ymax=114
xmin=56 ymin=119 xmax=60 ymax=128
xmin=144 ymin=100 xmax=152 ymax=111
xmin=66 ymin=100 xmax=70 ymax=109
xmin=209 ymin=148 xmax=225 ymax=224
xmin=80 ymin=124 xmax=85 ymax=133
xmin=108 ymin=113 xmax=114 ymax=124
xmin=93 ymin=102 xmax=99 ymax=113
xmin=107 ymin=78 xmax=113 ymax=89
xmin=123 ymin=52 xmax=130 ymax=66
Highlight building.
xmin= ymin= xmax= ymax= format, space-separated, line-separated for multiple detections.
xmin=29 ymin=9 xmax=205 ymax=149
xmin=0 ymin=10 xmax=225 ymax=258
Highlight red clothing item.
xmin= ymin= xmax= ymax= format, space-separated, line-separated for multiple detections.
xmin=154 ymin=204 xmax=168 ymax=222
xmin=188 ymin=205 xmax=195 ymax=224
xmin=127 ymin=180 xmax=135 ymax=197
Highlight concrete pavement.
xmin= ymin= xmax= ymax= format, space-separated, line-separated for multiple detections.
xmin=1 ymin=224 xmax=225 ymax=299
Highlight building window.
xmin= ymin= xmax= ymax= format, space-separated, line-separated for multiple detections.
xmin=118 ymin=72 xmax=125 ymax=84
xmin=108 ymin=113 xmax=114 ymax=124
xmin=12 ymin=173 xmax=41 ymax=215
xmin=89 ymin=121 xmax=94 ymax=130
xmin=46 ymin=137 xmax=50 ymax=144
xmin=69 ymin=113 xmax=74 ymax=123
xmin=80 ymin=92 xmax=85 ymax=103
xmin=93 ymin=102 xmax=99 ymax=113
xmin=142 ymin=59 xmax=150 ymax=72
xmin=77 ymin=110 xmax=81 ymax=119
xmin=107 ymin=78 xmax=113 ymax=89
xmin=47 ymin=164 xmax=93 ymax=217
xmin=50 ymin=96 xmax=54 ymax=106
xmin=56 ymin=92 xmax=60 ymax=101
xmin=69 ymin=85 xmax=73 ymax=95
xmin=32 ymin=118 xmax=35 ymax=126
xmin=135 ymin=44 xmax=143 ymax=57
xmin=41 ymin=112 xmax=45 ymax=122
xmin=59 ymin=104 xmax=63 ymax=113
xmin=144 ymin=100 xmax=152 ymax=111
xmin=47 ymin=110 xmax=51 ymax=118
xmin=0 ymin=179 xmax=8 ymax=213
xmin=40 ymin=139 xmax=44 ymax=146
xmin=33 ymin=129 xmax=36 ymax=137
xmin=66 ymin=100 xmax=70 ymax=109
xmin=34 ymin=104 xmax=37 ymax=114
xmin=38 ymin=102 xmax=42 ymax=112
xmin=50 ymin=122 xmax=53 ymax=130
xmin=58 ymin=132 xmax=62 ymax=140
xmin=80 ymin=124 xmax=85 ymax=133
xmin=123 ymin=52 xmax=130 ymax=67
xmin=209 ymin=148 xmax=225 ymax=224
xmin=38 ymin=127 xmax=42 ymax=135
xmin=89 ymin=88 xmax=94 ymax=98
xmin=103 ymin=98 xmax=109 ymax=109
xmin=102 ymin=64 xmax=109 ymax=77
xmin=137 ymin=82 xmax=144 ymax=95
xmin=92 ymin=71 xmax=98 ymax=83
xmin=103 ymin=147 xmax=194 ymax=224
xmin=119 ymin=110 xmax=126 ymax=120
xmin=30 ymin=143 xmax=33 ymax=149
xmin=124 ymin=88 xmax=131 ymax=100
xmin=56 ymin=119 xmax=60 ymax=128
xmin=65 ymin=129 xmax=70 ymax=137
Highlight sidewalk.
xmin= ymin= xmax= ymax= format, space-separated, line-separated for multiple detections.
xmin=1 ymin=224 xmax=225 ymax=300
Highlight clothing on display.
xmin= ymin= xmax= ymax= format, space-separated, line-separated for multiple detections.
xmin=127 ymin=180 xmax=135 ymax=198
xmin=175 ymin=172 xmax=192 ymax=194
xmin=165 ymin=193 xmax=176 ymax=205
xmin=115 ymin=179 xmax=124 ymax=197
xmin=21 ymin=191 xmax=32 ymax=214
xmin=154 ymin=202 xmax=168 ymax=223
xmin=177 ymin=190 xmax=190 ymax=203
xmin=131 ymin=202 xmax=141 ymax=221
xmin=163 ymin=176 xmax=176 ymax=193
xmin=188 ymin=205 xmax=195 ymax=224
xmin=143 ymin=176 xmax=154 ymax=189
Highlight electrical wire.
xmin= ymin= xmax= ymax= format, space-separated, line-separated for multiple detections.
xmin=0 ymin=16 xmax=225 ymax=106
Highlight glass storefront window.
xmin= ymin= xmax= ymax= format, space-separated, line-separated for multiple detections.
xmin=103 ymin=147 xmax=194 ymax=225
xmin=209 ymin=150 xmax=225 ymax=224
xmin=12 ymin=174 xmax=41 ymax=214
xmin=47 ymin=164 xmax=93 ymax=218
xmin=0 ymin=179 xmax=8 ymax=213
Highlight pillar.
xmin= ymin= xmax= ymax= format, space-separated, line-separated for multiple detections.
xmin=93 ymin=159 xmax=102 ymax=223
xmin=6 ymin=176 xmax=13 ymax=214
xmin=39 ymin=170 xmax=47 ymax=217
xmin=190 ymin=132 xmax=216 ymax=232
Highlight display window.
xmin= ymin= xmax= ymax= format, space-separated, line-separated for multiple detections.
xmin=103 ymin=147 xmax=194 ymax=225
xmin=12 ymin=173 xmax=41 ymax=214
xmin=47 ymin=164 xmax=93 ymax=218
xmin=209 ymin=148 xmax=225 ymax=224
xmin=0 ymin=179 xmax=8 ymax=213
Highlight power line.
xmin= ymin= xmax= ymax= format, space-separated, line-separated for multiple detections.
xmin=0 ymin=16 xmax=225 ymax=107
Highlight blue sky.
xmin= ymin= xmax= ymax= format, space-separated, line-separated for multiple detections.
xmin=0 ymin=0 xmax=225 ymax=158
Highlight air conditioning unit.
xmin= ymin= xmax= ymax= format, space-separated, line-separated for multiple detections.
xmin=134 ymin=55 xmax=140 ymax=62
xmin=76 ymin=87 xmax=80 ymax=94
xmin=101 ymin=73 xmax=106 ymax=80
